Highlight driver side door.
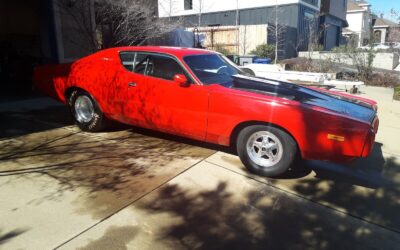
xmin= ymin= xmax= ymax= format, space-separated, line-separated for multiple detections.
xmin=126 ymin=52 xmax=210 ymax=140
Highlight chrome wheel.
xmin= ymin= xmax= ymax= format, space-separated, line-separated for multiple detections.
xmin=74 ymin=95 xmax=94 ymax=123
xmin=246 ymin=131 xmax=283 ymax=168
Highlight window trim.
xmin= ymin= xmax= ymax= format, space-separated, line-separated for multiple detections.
xmin=118 ymin=51 xmax=199 ymax=85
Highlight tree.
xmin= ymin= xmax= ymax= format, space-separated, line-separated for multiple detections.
xmin=57 ymin=0 xmax=177 ymax=51
xmin=267 ymin=0 xmax=287 ymax=64
xmin=387 ymin=9 xmax=400 ymax=43
xmin=96 ymin=0 xmax=176 ymax=47
xmin=390 ymin=9 xmax=400 ymax=23
xmin=56 ymin=0 xmax=99 ymax=52
xmin=308 ymin=15 xmax=324 ymax=52
xmin=267 ymin=24 xmax=287 ymax=63
xmin=250 ymin=44 xmax=275 ymax=60
xmin=196 ymin=0 xmax=204 ymax=27
xmin=332 ymin=27 xmax=377 ymax=83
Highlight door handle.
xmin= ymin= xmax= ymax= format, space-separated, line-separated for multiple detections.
xmin=128 ymin=82 xmax=137 ymax=87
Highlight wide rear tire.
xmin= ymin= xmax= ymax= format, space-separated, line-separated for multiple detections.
xmin=68 ymin=90 xmax=107 ymax=132
xmin=236 ymin=125 xmax=297 ymax=177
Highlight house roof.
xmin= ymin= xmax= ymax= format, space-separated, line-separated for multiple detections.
xmin=342 ymin=28 xmax=353 ymax=33
xmin=347 ymin=1 xmax=364 ymax=11
xmin=374 ymin=17 xmax=399 ymax=27
xmin=355 ymin=1 xmax=370 ymax=5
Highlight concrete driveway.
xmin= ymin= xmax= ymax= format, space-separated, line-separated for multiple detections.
xmin=1 ymin=86 xmax=400 ymax=249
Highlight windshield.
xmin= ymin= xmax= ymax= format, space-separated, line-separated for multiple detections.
xmin=183 ymin=54 xmax=243 ymax=85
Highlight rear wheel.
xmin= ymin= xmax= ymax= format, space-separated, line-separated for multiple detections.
xmin=68 ymin=90 xmax=107 ymax=132
xmin=236 ymin=125 xmax=297 ymax=177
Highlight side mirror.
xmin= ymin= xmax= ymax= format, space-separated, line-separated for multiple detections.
xmin=173 ymin=74 xmax=190 ymax=87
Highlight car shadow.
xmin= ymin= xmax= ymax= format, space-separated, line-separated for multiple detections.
xmin=1 ymin=102 xmax=392 ymax=192
xmin=304 ymin=142 xmax=393 ymax=189
xmin=113 ymin=125 xmax=394 ymax=190
xmin=118 ymin=125 xmax=235 ymax=155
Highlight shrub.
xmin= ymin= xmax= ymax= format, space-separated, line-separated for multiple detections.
xmin=367 ymin=73 xmax=400 ymax=87
xmin=250 ymin=44 xmax=275 ymax=60
xmin=281 ymin=57 xmax=337 ymax=73
xmin=281 ymin=58 xmax=313 ymax=72
xmin=394 ymin=85 xmax=400 ymax=101
xmin=331 ymin=45 xmax=376 ymax=83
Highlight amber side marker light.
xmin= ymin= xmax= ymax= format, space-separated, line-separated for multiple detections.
xmin=327 ymin=134 xmax=345 ymax=142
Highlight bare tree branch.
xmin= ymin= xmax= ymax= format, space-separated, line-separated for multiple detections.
xmin=57 ymin=0 xmax=179 ymax=51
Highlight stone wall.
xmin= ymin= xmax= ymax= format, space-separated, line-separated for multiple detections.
xmin=298 ymin=51 xmax=400 ymax=71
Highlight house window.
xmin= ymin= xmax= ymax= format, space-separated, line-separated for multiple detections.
xmin=374 ymin=30 xmax=382 ymax=43
xmin=184 ymin=0 xmax=193 ymax=10
xmin=302 ymin=0 xmax=319 ymax=7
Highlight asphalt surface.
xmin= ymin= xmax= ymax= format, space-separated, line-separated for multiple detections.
xmin=1 ymin=86 xmax=400 ymax=249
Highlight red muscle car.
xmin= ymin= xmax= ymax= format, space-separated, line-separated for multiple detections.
xmin=33 ymin=46 xmax=379 ymax=177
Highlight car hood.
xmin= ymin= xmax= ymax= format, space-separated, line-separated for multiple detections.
xmin=224 ymin=75 xmax=377 ymax=124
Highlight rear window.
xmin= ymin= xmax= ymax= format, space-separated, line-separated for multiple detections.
xmin=119 ymin=52 xmax=135 ymax=72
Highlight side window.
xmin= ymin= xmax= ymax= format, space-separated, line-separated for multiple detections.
xmin=119 ymin=52 xmax=192 ymax=83
xmin=119 ymin=52 xmax=151 ymax=74
xmin=146 ymin=54 xmax=190 ymax=82
xmin=119 ymin=52 xmax=135 ymax=72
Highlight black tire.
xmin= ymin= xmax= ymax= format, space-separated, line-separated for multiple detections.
xmin=236 ymin=125 xmax=297 ymax=177
xmin=68 ymin=90 xmax=107 ymax=132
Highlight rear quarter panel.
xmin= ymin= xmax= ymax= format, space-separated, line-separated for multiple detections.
xmin=33 ymin=63 xmax=73 ymax=102
xmin=65 ymin=53 xmax=120 ymax=114
xmin=33 ymin=50 xmax=120 ymax=116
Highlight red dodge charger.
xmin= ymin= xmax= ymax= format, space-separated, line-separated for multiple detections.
xmin=33 ymin=46 xmax=379 ymax=177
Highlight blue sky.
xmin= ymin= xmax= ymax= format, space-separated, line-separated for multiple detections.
xmin=368 ymin=0 xmax=399 ymax=21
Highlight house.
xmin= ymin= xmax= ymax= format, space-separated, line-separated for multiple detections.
xmin=0 ymin=0 xmax=99 ymax=68
xmin=319 ymin=0 xmax=348 ymax=50
xmin=342 ymin=0 xmax=372 ymax=47
xmin=0 ymin=0 xmax=159 ymax=96
xmin=158 ymin=0 xmax=332 ymax=58
xmin=373 ymin=16 xmax=400 ymax=44
xmin=0 ymin=0 xmax=57 ymax=95
xmin=1 ymin=0 xmax=159 ymax=64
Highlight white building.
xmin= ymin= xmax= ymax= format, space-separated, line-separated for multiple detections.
xmin=158 ymin=0 xmax=320 ymax=19
xmin=342 ymin=0 xmax=371 ymax=47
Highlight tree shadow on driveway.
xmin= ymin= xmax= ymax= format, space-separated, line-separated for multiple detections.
xmin=0 ymin=124 xmax=215 ymax=220
xmin=0 ymin=105 xmax=73 ymax=139
xmin=0 ymin=228 xmax=28 ymax=246
xmin=268 ymin=142 xmax=400 ymax=233
xmin=134 ymin=179 xmax=400 ymax=250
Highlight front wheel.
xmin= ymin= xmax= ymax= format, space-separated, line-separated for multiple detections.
xmin=236 ymin=125 xmax=297 ymax=177
xmin=68 ymin=90 xmax=107 ymax=132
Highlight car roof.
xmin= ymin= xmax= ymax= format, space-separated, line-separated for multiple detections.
xmin=108 ymin=46 xmax=216 ymax=58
